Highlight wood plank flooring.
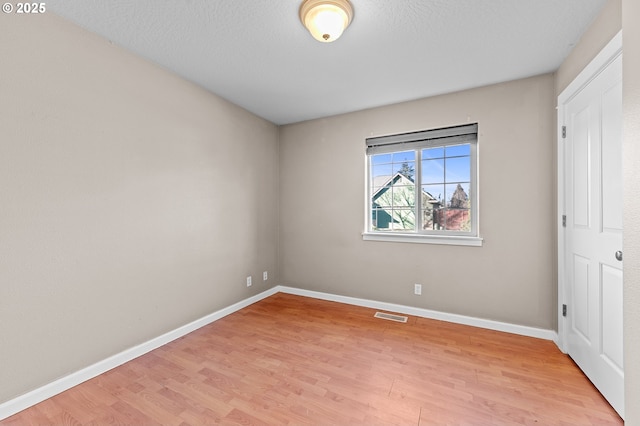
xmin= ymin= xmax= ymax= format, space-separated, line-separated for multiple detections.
xmin=1 ymin=293 xmax=622 ymax=425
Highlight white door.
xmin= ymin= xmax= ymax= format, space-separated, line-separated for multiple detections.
xmin=560 ymin=46 xmax=624 ymax=417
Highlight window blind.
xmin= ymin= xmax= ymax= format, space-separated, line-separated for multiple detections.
xmin=366 ymin=123 xmax=478 ymax=155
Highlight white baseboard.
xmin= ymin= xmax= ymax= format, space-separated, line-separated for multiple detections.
xmin=0 ymin=287 xmax=279 ymax=421
xmin=0 ymin=284 xmax=557 ymax=421
xmin=277 ymin=286 xmax=558 ymax=341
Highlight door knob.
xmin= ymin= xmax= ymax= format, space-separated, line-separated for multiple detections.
xmin=615 ymin=251 xmax=623 ymax=261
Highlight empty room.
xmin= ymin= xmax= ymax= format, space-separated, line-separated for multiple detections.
xmin=1 ymin=0 xmax=639 ymax=424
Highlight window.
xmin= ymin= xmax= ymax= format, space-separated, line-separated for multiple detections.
xmin=364 ymin=123 xmax=481 ymax=246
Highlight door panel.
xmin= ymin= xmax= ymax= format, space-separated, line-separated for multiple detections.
xmin=573 ymin=255 xmax=590 ymax=340
xmin=572 ymin=106 xmax=590 ymax=228
xmin=601 ymin=264 xmax=623 ymax=371
xmin=601 ymin=81 xmax=624 ymax=232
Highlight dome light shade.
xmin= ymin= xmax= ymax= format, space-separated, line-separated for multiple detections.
xmin=299 ymin=0 xmax=353 ymax=43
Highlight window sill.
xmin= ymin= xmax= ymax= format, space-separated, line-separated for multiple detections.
xmin=362 ymin=232 xmax=483 ymax=247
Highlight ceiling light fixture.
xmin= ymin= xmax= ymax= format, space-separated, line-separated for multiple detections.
xmin=299 ymin=0 xmax=353 ymax=43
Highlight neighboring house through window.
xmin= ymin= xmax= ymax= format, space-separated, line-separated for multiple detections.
xmin=364 ymin=123 xmax=482 ymax=246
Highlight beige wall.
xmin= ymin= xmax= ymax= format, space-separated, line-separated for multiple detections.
xmin=0 ymin=13 xmax=279 ymax=403
xmin=622 ymin=0 xmax=640 ymax=422
xmin=280 ymin=74 xmax=556 ymax=330
xmin=555 ymin=0 xmax=622 ymax=95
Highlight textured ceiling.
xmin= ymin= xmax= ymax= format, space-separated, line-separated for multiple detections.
xmin=48 ymin=0 xmax=607 ymax=125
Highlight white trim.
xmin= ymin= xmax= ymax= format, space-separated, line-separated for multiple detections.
xmin=557 ymin=100 xmax=567 ymax=354
xmin=278 ymin=286 xmax=557 ymax=341
xmin=556 ymin=30 xmax=622 ymax=353
xmin=362 ymin=232 xmax=483 ymax=246
xmin=558 ymin=31 xmax=623 ymax=105
xmin=0 ymin=287 xmax=279 ymax=421
xmin=0 ymin=284 xmax=558 ymax=421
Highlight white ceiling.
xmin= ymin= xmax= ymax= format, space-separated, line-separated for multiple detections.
xmin=48 ymin=0 xmax=607 ymax=125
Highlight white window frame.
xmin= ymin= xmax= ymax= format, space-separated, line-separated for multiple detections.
xmin=363 ymin=123 xmax=483 ymax=247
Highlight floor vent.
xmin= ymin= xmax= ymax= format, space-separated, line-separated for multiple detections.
xmin=374 ymin=311 xmax=408 ymax=323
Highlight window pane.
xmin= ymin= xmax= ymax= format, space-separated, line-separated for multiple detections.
xmin=372 ymin=164 xmax=393 ymax=192
xmin=392 ymin=184 xmax=415 ymax=206
xmin=373 ymin=187 xmax=392 ymax=207
xmin=422 ymin=208 xmax=435 ymax=230
xmin=445 ymin=156 xmax=470 ymax=182
xmin=421 ymin=159 xmax=445 ymax=184
xmin=389 ymin=208 xmax=415 ymax=231
xmin=393 ymin=161 xmax=415 ymax=180
xmin=371 ymin=154 xmax=393 ymax=192
xmin=422 ymin=143 xmax=472 ymax=233
xmin=423 ymin=147 xmax=444 ymax=159
xmin=371 ymin=167 xmax=416 ymax=230
xmin=372 ymin=206 xmax=391 ymax=230
xmin=392 ymin=151 xmax=415 ymax=163
xmin=372 ymin=164 xmax=393 ymax=178
xmin=372 ymin=207 xmax=416 ymax=232
xmin=386 ymin=151 xmax=415 ymax=181
xmin=422 ymin=184 xmax=444 ymax=230
xmin=371 ymin=153 xmax=392 ymax=165
xmin=445 ymin=182 xmax=470 ymax=208
xmin=422 ymin=184 xmax=444 ymax=204
xmin=439 ymin=207 xmax=471 ymax=231
xmin=446 ymin=144 xmax=470 ymax=157
xmin=443 ymin=182 xmax=471 ymax=231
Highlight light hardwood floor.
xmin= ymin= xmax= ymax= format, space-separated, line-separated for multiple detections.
xmin=1 ymin=293 xmax=622 ymax=425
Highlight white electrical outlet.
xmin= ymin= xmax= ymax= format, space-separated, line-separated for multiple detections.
xmin=414 ymin=284 xmax=422 ymax=295
xmin=263 ymin=271 xmax=268 ymax=281
xmin=246 ymin=276 xmax=252 ymax=287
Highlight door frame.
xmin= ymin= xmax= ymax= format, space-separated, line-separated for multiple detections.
xmin=557 ymin=30 xmax=622 ymax=354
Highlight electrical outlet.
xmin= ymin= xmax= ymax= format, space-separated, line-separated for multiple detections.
xmin=246 ymin=276 xmax=252 ymax=287
xmin=263 ymin=271 xmax=268 ymax=281
xmin=414 ymin=284 xmax=422 ymax=295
